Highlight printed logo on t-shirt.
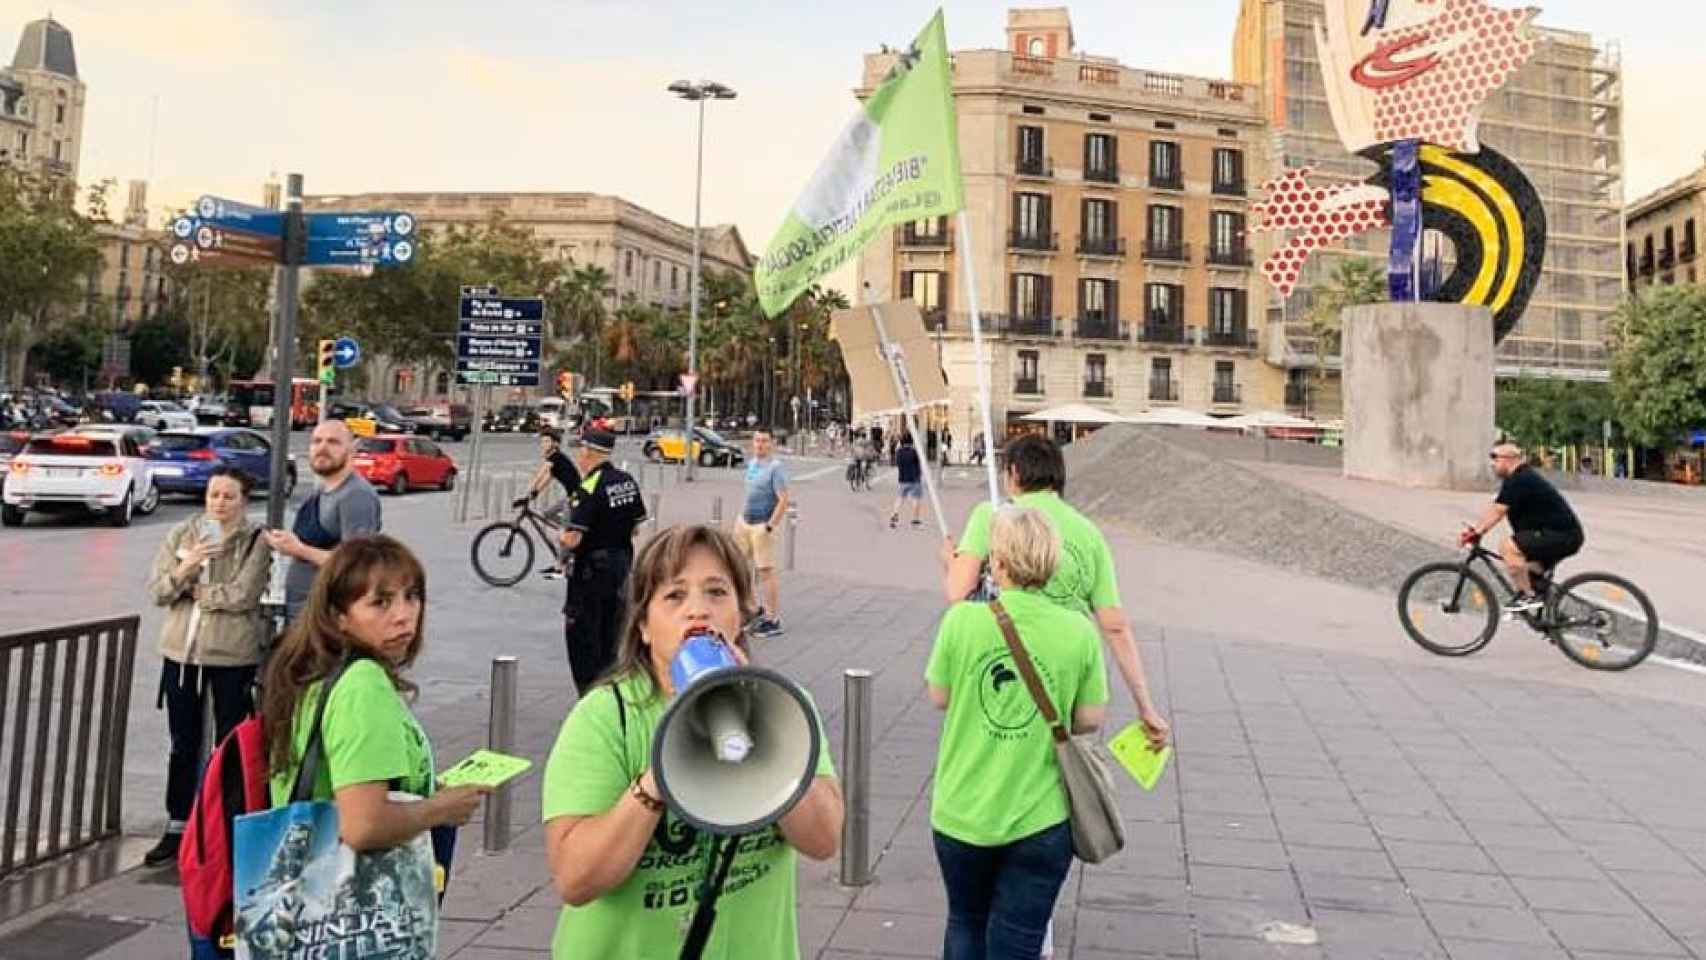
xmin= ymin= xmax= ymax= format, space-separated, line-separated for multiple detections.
xmin=1040 ymin=537 xmax=1093 ymax=610
xmin=973 ymin=648 xmax=1055 ymax=738
xmin=606 ymin=478 xmax=639 ymax=510
xmin=636 ymin=814 xmax=785 ymax=911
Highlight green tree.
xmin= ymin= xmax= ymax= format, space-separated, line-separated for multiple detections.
xmin=0 ymin=169 xmax=107 ymax=386
xmin=1609 ymin=285 xmax=1706 ymax=447
xmin=128 ymin=312 xmax=191 ymax=388
xmin=1497 ymin=377 xmax=1620 ymax=449
xmin=26 ymin=324 xmax=102 ymax=388
xmin=1305 ymin=256 xmax=1386 ymax=406
xmin=156 ymin=263 xmax=273 ymax=388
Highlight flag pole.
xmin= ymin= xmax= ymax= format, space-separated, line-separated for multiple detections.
xmin=866 ymin=292 xmax=949 ymax=536
xmin=957 ymin=212 xmax=1001 ymax=507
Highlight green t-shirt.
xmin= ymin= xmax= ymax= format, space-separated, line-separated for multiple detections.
xmin=268 ymin=658 xmax=436 ymax=807
xmin=957 ymin=491 xmax=1120 ymax=615
xmin=541 ymin=671 xmax=838 ymax=960
xmin=925 ymin=590 xmax=1108 ymax=846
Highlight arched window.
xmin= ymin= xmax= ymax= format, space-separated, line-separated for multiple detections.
xmin=1028 ymin=37 xmax=1045 ymax=57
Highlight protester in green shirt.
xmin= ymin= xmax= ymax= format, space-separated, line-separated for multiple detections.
xmin=258 ymin=536 xmax=485 ymax=849
xmin=941 ymin=433 xmax=1169 ymax=749
xmin=542 ymin=524 xmax=843 ymax=960
xmin=927 ymin=506 xmax=1109 ymax=959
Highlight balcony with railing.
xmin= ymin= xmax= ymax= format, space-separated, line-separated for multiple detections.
xmin=998 ymin=313 xmax=1060 ymax=338
xmin=1206 ymin=244 xmax=1253 ymax=267
xmin=1014 ymin=375 xmax=1045 ymax=396
xmin=1639 ymin=251 xmax=1655 ymax=275
xmin=1683 ymin=239 xmax=1698 ymax=262
xmin=1139 ymin=320 xmax=1187 ymax=344
xmin=1009 ymin=230 xmax=1059 ymax=252
xmin=1212 ymin=178 xmax=1247 ymax=197
xmin=1660 ymin=245 xmax=1676 ymax=269
xmin=899 ymin=224 xmax=952 ymax=250
xmin=1142 ymin=239 xmax=1190 ymax=263
xmin=1016 ymin=155 xmax=1054 ymax=179
xmin=1203 ymin=326 xmax=1258 ymax=349
xmin=1212 ymin=382 xmax=1244 ymax=406
xmin=1074 ymin=317 xmax=1125 ymax=341
xmin=1149 ymin=378 xmax=1180 ymax=403
xmin=1285 ymin=382 xmax=1310 ymax=411
xmin=1074 ymin=234 xmax=1125 ymax=257
xmin=1149 ymin=171 xmax=1184 ymax=191
xmin=1083 ymin=380 xmax=1113 ymax=399
xmin=1084 ymin=164 xmax=1119 ymax=185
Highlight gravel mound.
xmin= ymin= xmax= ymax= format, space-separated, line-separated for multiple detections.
xmin=1063 ymin=425 xmax=1455 ymax=593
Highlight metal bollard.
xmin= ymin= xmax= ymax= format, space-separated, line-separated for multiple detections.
xmin=483 ymin=656 xmax=518 ymax=853
xmin=711 ymin=495 xmax=723 ymax=527
xmin=784 ymin=502 xmax=799 ymax=571
xmin=648 ymin=492 xmax=661 ymax=535
xmin=839 ymin=669 xmax=873 ymax=886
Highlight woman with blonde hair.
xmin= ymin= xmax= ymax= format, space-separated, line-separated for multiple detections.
xmin=926 ymin=506 xmax=1109 ymax=960
xmin=541 ymin=524 xmax=843 ymax=959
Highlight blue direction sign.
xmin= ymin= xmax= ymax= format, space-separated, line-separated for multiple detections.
xmin=195 ymin=194 xmax=284 ymax=235
xmin=333 ymin=337 xmax=361 ymax=369
xmin=456 ymin=295 xmax=543 ymax=387
xmin=455 ymin=359 xmax=540 ymax=387
xmin=458 ymin=296 xmax=544 ymax=321
xmin=458 ymin=335 xmax=542 ymax=361
xmin=303 ymin=211 xmax=417 ymax=268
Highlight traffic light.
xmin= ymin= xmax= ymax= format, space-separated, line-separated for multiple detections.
xmin=317 ymin=339 xmax=336 ymax=385
xmin=619 ymin=381 xmax=635 ymax=403
xmin=556 ymin=370 xmax=574 ymax=398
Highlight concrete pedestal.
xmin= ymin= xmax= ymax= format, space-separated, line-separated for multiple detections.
xmin=1342 ymin=302 xmax=1495 ymax=491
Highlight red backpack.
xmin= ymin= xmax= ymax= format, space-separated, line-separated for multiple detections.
xmin=179 ymin=714 xmax=270 ymax=955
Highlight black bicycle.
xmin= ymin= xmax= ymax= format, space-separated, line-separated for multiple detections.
xmin=1397 ymin=531 xmax=1659 ymax=670
xmin=470 ymin=499 xmax=562 ymax=587
xmin=846 ymin=456 xmax=873 ymax=492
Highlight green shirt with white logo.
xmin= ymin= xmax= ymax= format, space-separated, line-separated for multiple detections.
xmin=268 ymin=658 xmax=435 ymax=807
xmin=957 ymin=491 xmax=1121 ymax=615
xmin=926 ymin=589 xmax=1108 ymax=846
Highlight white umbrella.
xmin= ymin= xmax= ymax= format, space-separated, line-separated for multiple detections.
xmin=1019 ymin=403 xmax=1135 ymax=425
xmin=1127 ymin=407 xmax=1224 ymax=428
xmin=1221 ymin=411 xmax=1321 ymax=431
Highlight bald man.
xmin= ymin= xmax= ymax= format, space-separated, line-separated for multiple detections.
xmin=1460 ymin=442 xmax=1584 ymax=613
xmin=264 ymin=419 xmax=383 ymax=620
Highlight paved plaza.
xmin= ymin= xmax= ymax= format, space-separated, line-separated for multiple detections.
xmin=2 ymin=435 xmax=1705 ymax=958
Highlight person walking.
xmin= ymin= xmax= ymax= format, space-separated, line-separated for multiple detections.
xmin=557 ymin=428 xmax=648 ymax=694
xmin=888 ymin=433 xmax=925 ymax=529
xmin=971 ymin=432 xmax=987 ymax=467
xmin=257 ymin=535 xmax=486 ymax=901
xmin=734 ymin=429 xmax=789 ymax=638
xmin=141 ymin=466 xmax=272 ymax=866
xmin=927 ymin=506 xmax=1108 ymax=959
xmin=941 ymin=434 xmax=1169 ymax=748
xmin=517 ymin=427 xmax=579 ymax=580
xmin=264 ymin=419 xmax=382 ymax=622
xmin=541 ymin=524 xmax=842 ymax=959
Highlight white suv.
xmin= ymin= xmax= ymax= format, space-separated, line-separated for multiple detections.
xmin=138 ymin=400 xmax=197 ymax=432
xmin=3 ymin=429 xmax=161 ymax=527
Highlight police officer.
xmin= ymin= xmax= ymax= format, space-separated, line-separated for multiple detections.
xmin=557 ymin=428 xmax=647 ymax=693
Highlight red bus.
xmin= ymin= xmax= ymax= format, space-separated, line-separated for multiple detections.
xmin=226 ymin=378 xmax=320 ymax=429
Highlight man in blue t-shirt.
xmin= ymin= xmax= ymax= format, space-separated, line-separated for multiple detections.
xmin=887 ymin=433 xmax=924 ymax=529
xmin=735 ymin=430 xmax=789 ymax=637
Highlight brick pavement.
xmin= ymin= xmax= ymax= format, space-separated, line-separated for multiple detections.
xmin=2 ymin=451 xmax=1705 ymax=958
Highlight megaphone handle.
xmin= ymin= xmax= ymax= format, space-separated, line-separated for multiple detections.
xmin=678 ymin=834 xmax=743 ymax=960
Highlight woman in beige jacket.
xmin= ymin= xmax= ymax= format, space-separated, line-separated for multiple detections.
xmin=141 ymin=466 xmax=272 ymax=866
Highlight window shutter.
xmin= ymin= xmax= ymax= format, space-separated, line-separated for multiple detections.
xmin=941 ymin=271 xmax=951 ymax=315
xmin=1083 ymin=135 xmax=1092 ymax=176
xmin=1008 ymin=273 xmax=1018 ymax=317
xmin=1041 ymin=195 xmax=1053 ymax=236
xmin=1077 ymin=278 xmax=1087 ymax=321
xmin=1233 ymin=212 xmax=1247 ymax=249
xmin=1233 ymin=149 xmax=1244 ymax=185
xmin=1110 ymin=201 xmax=1120 ymax=245
xmin=1108 ymin=135 xmax=1119 ymax=175
xmin=1235 ymin=289 xmax=1248 ymax=327
xmin=1080 ymin=197 xmax=1091 ymax=242
xmin=900 ymin=271 xmax=914 ymax=299
xmin=1011 ymin=193 xmax=1021 ymax=237
xmin=1041 ymin=275 xmax=1053 ymax=321
xmin=1109 ymin=280 xmax=1120 ymax=325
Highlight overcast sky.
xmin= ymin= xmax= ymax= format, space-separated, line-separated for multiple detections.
xmin=26 ymin=0 xmax=1705 ymax=255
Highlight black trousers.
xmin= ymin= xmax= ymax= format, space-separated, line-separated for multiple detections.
xmin=160 ymin=659 xmax=257 ymax=823
xmin=563 ymin=549 xmax=631 ymax=695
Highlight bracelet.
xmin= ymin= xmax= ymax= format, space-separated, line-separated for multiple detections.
xmin=630 ymin=776 xmax=665 ymax=813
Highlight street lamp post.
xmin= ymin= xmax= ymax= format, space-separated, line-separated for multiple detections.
xmin=668 ymin=79 xmax=736 ymax=482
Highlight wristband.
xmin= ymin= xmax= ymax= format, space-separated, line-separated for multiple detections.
xmin=630 ymin=776 xmax=665 ymax=813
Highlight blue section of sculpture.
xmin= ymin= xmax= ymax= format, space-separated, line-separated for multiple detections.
xmin=1387 ymin=139 xmax=1422 ymax=302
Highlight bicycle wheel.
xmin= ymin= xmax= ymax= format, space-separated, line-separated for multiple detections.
xmin=470 ymin=521 xmax=536 ymax=587
xmin=1547 ymin=572 xmax=1659 ymax=671
xmin=846 ymin=463 xmax=859 ymax=492
xmin=1397 ymin=563 xmax=1499 ymax=656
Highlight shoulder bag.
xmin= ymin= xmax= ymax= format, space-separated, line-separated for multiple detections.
xmin=989 ymin=600 xmax=1125 ymax=864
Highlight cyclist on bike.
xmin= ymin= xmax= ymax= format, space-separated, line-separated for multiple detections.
xmin=515 ymin=427 xmax=579 ymax=580
xmin=1459 ymin=442 xmax=1584 ymax=615
xmin=850 ymin=431 xmax=877 ymax=489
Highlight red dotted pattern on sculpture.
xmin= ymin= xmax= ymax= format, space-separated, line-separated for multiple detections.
xmin=1250 ymin=169 xmax=1390 ymax=298
xmin=1369 ymin=0 xmax=1540 ymax=151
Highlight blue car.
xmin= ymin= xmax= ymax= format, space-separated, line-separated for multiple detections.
xmin=145 ymin=428 xmax=297 ymax=499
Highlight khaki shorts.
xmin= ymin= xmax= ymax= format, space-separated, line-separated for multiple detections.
xmin=734 ymin=519 xmax=777 ymax=570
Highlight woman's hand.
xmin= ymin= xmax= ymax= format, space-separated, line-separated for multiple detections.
xmin=174 ymin=540 xmax=219 ymax=580
xmin=430 ymin=785 xmax=490 ymax=828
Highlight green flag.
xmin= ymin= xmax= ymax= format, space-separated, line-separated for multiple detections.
xmin=755 ymin=9 xmax=964 ymax=317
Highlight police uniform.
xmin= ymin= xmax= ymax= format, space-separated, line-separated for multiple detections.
xmin=562 ymin=430 xmax=647 ymax=693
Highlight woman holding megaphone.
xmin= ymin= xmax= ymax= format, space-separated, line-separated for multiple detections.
xmin=542 ymin=524 xmax=844 ymax=959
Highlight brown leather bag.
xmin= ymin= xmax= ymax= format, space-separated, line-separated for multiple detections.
xmin=990 ymin=600 xmax=1125 ymax=863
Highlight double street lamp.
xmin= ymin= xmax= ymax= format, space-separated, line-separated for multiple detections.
xmin=668 ymin=79 xmax=737 ymax=481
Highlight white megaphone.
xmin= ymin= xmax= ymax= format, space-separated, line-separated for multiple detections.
xmin=651 ymin=629 xmax=821 ymax=836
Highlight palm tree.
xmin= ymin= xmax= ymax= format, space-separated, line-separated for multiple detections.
xmin=561 ymin=264 xmax=613 ymax=386
xmin=1305 ymin=257 xmax=1386 ymax=408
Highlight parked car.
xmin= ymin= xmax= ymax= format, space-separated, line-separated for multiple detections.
xmin=325 ymin=401 xmax=414 ymax=437
xmin=351 ymin=435 xmax=457 ymax=495
xmin=402 ymin=404 xmax=471 ymax=441
xmin=3 ymin=430 xmax=161 ymax=527
xmin=641 ymin=427 xmax=745 ymax=467
xmin=0 ymin=431 xmax=25 ymax=497
xmin=188 ymin=395 xmax=230 ymax=424
xmin=136 ymin=400 xmax=198 ymax=432
xmin=145 ymin=427 xmax=297 ymax=499
xmin=484 ymin=404 xmax=541 ymax=434
xmin=536 ymin=397 xmax=567 ymax=429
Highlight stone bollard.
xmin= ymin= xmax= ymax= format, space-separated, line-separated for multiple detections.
xmin=838 ymin=669 xmax=873 ymax=886
xmin=784 ymin=502 xmax=799 ymax=571
xmin=483 ymin=656 xmax=518 ymax=853
xmin=648 ymin=492 xmax=661 ymax=535
xmin=711 ymin=495 xmax=723 ymax=527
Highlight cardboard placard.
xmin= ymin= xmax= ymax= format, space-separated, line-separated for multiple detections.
xmin=830 ymin=300 xmax=949 ymax=420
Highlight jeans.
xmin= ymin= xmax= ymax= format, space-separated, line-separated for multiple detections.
xmin=160 ymin=660 xmax=257 ymax=822
xmin=933 ymin=820 xmax=1073 ymax=960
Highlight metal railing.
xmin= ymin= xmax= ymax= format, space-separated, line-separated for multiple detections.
xmin=1682 ymin=241 xmax=1698 ymax=263
xmin=899 ymin=227 xmax=952 ymax=250
xmin=1149 ymin=379 xmax=1180 ymax=402
xmin=1212 ymin=179 xmax=1247 ymax=197
xmin=1206 ymin=245 xmax=1254 ymax=266
xmin=1659 ymin=247 xmax=1676 ymax=269
xmin=1213 ymin=382 xmax=1244 ymax=405
xmin=1075 ymin=235 xmax=1125 ymax=257
xmin=1014 ymin=377 xmax=1044 ymax=395
xmin=1008 ymin=230 xmax=1059 ymax=252
xmin=1140 ymin=322 xmax=1187 ymax=344
xmin=1285 ymin=382 xmax=1311 ymax=410
xmin=1204 ymin=326 xmax=1259 ymax=348
xmin=1 ymin=616 xmax=139 ymax=881
xmin=1084 ymin=165 xmax=1119 ymax=184
xmin=1016 ymin=155 xmax=1054 ymax=178
xmin=1142 ymin=239 xmax=1190 ymax=262
xmin=1638 ymin=252 xmax=1655 ymax=275
xmin=1083 ymin=381 xmax=1112 ymax=398
xmin=1149 ymin=173 xmax=1184 ymax=191
xmin=1001 ymin=314 xmax=1058 ymax=337
xmin=1074 ymin=318 xmax=1125 ymax=341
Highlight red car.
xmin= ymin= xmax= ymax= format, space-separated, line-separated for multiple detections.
xmin=351 ymin=435 xmax=457 ymax=495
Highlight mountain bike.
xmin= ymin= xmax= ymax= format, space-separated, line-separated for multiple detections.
xmin=1396 ymin=531 xmax=1659 ymax=670
xmin=470 ymin=498 xmax=563 ymax=587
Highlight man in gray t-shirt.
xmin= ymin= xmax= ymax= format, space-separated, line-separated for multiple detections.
xmin=735 ymin=430 xmax=789 ymax=637
xmin=264 ymin=420 xmax=382 ymax=620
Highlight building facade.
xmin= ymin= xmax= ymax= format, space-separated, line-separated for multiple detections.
xmin=1626 ymin=160 xmax=1705 ymax=291
xmin=857 ymin=8 xmax=1282 ymax=444
xmin=1234 ymin=0 xmax=1625 ymax=405
xmin=1 ymin=15 xmax=85 ymax=180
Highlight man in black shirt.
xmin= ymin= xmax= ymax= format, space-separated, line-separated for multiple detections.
xmin=887 ymin=433 xmax=925 ymax=529
xmin=1460 ymin=442 xmax=1585 ymax=613
xmin=557 ymin=428 xmax=647 ymax=693
xmin=517 ymin=427 xmax=579 ymax=579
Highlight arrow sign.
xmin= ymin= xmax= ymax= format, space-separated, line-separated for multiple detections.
xmin=195 ymin=195 xmax=284 ymax=235
xmin=679 ymin=373 xmax=699 ymax=395
xmin=458 ymin=297 xmax=544 ymax=321
xmin=458 ymin=335 xmax=542 ymax=361
xmin=333 ymin=337 xmax=361 ymax=368
xmin=302 ymin=211 xmax=417 ymax=268
xmin=458 ymin=318 xmax=543 ymax=337
xmin=455 ymin=358 xmax=540 ymax=387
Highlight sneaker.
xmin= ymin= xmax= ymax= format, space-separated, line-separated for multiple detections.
xmin=752 ymin=616 xmax=785 ymax=638
xmin=143 ymin=831 xmax=180 ymax=867
xmin=910 ymin=519 xmax=923 ymax=529
xmin=888 ymin=516 xmax=898 ymax=529
xmin=540 ymin=566 xmax=564 ymax=581
xmin=1503 ymin=593 xmax=1543 ymax=617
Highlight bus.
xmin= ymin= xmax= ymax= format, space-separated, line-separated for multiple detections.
xmin=226 ymin=378 xmax=321 ymax=429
